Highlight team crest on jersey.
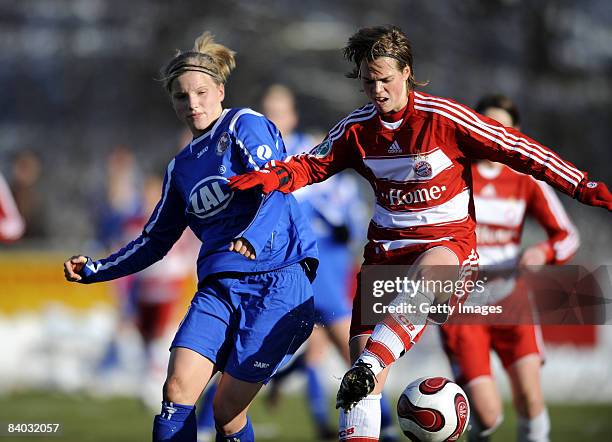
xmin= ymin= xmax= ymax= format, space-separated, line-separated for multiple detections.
xmin=187 ymin=176 xmax=233 ymax=219
xmin=481 ymin=183 xmax=496 ymax=197
xmin=414 ymin=160 xmax=433 ymax=178
xmin=216 ymin=132 xmax=231 ymax=155
xmin=310 ymin=140 xmax=332 ymax=158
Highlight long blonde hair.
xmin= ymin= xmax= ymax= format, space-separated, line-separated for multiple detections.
xmin=160 ymin=31 xmax=236 ymax=92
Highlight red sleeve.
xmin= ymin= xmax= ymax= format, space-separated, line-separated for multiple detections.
xmin=271 ymin=119 xmax=358 ymax=193
xmin=434 ymin=98 xmax=588 ymax=196
xmin=526 ymin=177 xmax=580 ymax=264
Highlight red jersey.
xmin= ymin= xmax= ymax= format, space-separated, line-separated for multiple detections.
xmin=0 ymin=172 xmax=24 ymax=242
xmin=473 ymin=163 xmax=579 ymax=266
xmin=276 ymin=91 xmax=585 ymax=261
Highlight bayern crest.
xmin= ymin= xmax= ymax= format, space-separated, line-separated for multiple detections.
xmin=414 ymin=159 xmax=433 ymax=178
xmin=216 ymin=132 xmax=231 ymax=155
xmin=310 ymin=140 xmax=332 ymax=158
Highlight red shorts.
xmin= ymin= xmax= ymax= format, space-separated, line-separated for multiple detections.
xmin=136 ymin=299 xmax=177 ymax=341
xmin=440 ymin=323 xmax=543 ymax=385
xmin=350 ymin=240 xmax=478 ymax=339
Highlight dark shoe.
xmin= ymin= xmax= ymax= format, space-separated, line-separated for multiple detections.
xmin=315 ymin=424 xmax=337 ymax=440
xmin=335 ymin=361 xmax=376 ymax=411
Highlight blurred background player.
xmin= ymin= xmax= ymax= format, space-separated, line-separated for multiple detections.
xmin=8 ymin=150 xmax=45 ymax=241
xmin=92 ymin=144 xmax=143 ymax=253
xmin=440 ymin=94 xmax=580 ymax=442
xmin=122 ymin=173 xmax=199 ymax=410
xmin=90 ymin=145 xmax=145 ymax=383
xmin=263 ymin=84 xmax=358 ymax=440
xmin=0 ymin=170 xmax=25 ymax=242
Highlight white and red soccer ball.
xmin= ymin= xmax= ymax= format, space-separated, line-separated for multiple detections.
xmin=397 ymin=377 xmax=470 ymax=442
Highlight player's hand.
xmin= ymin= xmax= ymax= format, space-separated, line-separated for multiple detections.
xmin=63 ymin=255 xmax=88 ymax=282
xmin=519 ymin=245 xmax=548 ymax=268
xmin=229 ymin=237 xmax=256 ymax=260
xmin=228 ymin=170 xmax=280 ymax=194
xmin=228 ymin=165 xmax=290 ymax=194
xmin=576 ymin=179 xmax=612 ymax=211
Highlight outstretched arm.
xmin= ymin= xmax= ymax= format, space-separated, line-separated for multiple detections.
xmin=455 ymin=105 xmax=611 ymax=211
xmin=64 ymin=160 xmax=188 ymax=284
xmin=229 ymin=129 xmax=354 ymax=194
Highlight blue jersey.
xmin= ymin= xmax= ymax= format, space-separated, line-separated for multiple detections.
xmin=80 ymin=108 xmax=318 ymax=285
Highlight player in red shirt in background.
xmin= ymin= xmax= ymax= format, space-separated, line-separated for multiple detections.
xmin=229 ymin=25 xmax=611 ymax=442
xmin=0 ymin=171 xmax=24 ymax=242
xmin=440 ymin=94 xmax=579 ymax=442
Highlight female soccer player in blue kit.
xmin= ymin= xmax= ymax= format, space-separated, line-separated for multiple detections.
xmin=63 ymin=31 xmax=318 ymax=442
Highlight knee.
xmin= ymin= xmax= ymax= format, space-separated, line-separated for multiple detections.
xmin=163 ymin=375 xmax=192 ymax=404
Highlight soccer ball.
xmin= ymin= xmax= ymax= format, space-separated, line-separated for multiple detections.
xmin=397 ymin=377 xmax=469 ymax=442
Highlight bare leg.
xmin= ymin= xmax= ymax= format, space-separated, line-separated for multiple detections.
xmin=507 ymin=354 xmax=549 ymax=442
xmin=213 ymin=373 xmax=263 ymax=435
xmin=464 ymin=376 xmax=503 ymax=441
xmin=325 ymin=317 xmax=351 ymax=366
xmin=163 ymin=347 xmax=215 ymax=405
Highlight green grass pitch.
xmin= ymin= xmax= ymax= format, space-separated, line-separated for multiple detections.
xmin=0 ymin=391 xmax=610 ymax=441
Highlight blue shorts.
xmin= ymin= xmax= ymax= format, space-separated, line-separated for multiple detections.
xmin=172 ymin=262 xmax=314 ymax=384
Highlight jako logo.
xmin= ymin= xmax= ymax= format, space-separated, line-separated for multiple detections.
xmin=385 ymin=185 xmax=446 ymax=206
xmin=253 ymin=361 xmax=270 ymax=369
xmin=187 ymin=176 xmax=233 ymax=219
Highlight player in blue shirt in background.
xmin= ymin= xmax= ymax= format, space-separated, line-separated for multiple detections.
xmin=64 ymin=31 xmax=318 ymax=442
xmin=265 ymin=85 xmax=363 ymax=440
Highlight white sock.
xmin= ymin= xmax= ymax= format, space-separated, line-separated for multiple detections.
xmin=359 ymin=287 xmax=432 ymax=375
xmin=356 ymin=352 xmax=386 ymax=376
xmin=518 ymin=409 xmax=550 ymax=442
xmin=339 ymin=394 xmax=381 ymax=441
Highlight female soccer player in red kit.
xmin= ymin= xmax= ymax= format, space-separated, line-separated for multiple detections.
xmin=440 ymin=94 xmax=579 ymax=442
xmin=0 ymin=172 xmax=24 ymax=242
xmin=229 ymin=25 xmax=611 ymax=442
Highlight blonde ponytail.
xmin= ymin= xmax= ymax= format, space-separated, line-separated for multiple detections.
xmin=160 ymin=31 xmax=236 ymax=92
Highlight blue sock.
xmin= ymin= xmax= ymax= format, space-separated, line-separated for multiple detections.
xmin=97 ymin=339 xmax=119 ymax=371
xmin=197 ymin=382 xmax=217 ymax=431
xmin=380 ymin=393 xmax=399 ymax=441
xmin=152 ymin=401 xmax=196 ymax=442
xmin=215 ymin=416 xmax=254 ymax=442
xmin=305 ymin=364 xmax=328 ymax=429
xmin=380 ymin=392 xmax=393 ymax=429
